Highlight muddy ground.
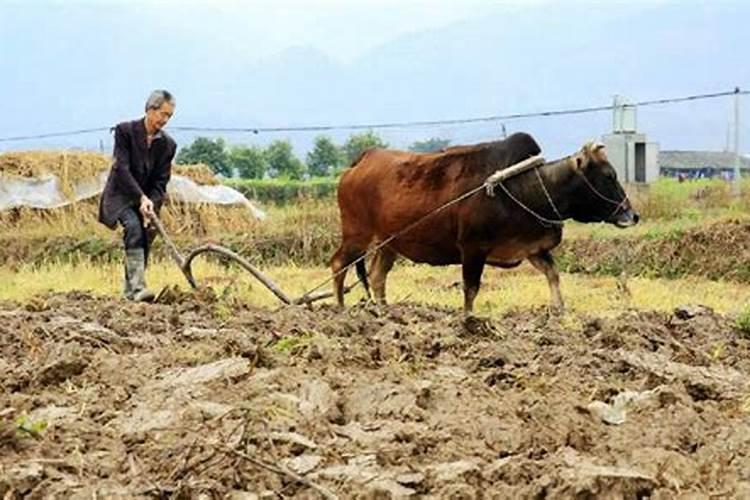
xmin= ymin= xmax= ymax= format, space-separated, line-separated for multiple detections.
xmin=1 ymin=291 xmax=749 ymax=499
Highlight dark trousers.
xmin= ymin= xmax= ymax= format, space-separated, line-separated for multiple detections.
xmin=117 ymin=207 xmax=157 ymax=264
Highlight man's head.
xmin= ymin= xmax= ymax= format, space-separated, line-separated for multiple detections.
xmin=144 ymin=90 xmax=175 ymax=134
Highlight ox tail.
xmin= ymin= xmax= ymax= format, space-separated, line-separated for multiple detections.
xmin=355 ymin=258 xmax=370 ymax=295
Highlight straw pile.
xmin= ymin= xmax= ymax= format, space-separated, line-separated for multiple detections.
xmin=0 ymin=151 xmax=111 ymax=180
xmin=0 ymin=151 xmax=111 ymax=199
xmin=172 ymin=163 xmax=219 ymax=185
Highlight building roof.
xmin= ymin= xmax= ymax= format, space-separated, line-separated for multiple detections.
xmin=659 ymin=150 xmax=750 ymax=170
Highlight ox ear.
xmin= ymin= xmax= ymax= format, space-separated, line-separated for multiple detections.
xmin=576 ymin=141 xmax=607 ymax=170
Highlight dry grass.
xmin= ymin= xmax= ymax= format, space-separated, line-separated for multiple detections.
xmin=625 ymin=178 xmax=750 ymax=220
xmin=172 ymin=163 xmax=219 ymax=185
xmin=2 ymin=259 xmax=749 ymax=317
xmin=0 ymin=199 xmax=261 ymax=240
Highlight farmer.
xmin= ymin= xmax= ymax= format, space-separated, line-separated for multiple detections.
xmin=98 ymin=90 xmax=177 ymax=301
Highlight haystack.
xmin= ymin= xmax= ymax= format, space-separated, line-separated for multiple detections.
xmin=0 ymin=151 xmax=111 ymax=200
xmin=172 ymin=163 xmax=219 ymax=186
xmin=1 ymin=150 xmax=265 ymax=223
xmin=0 ymin=151 xmax=111 ymax=180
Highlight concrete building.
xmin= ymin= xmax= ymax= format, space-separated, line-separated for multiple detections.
xmin=600 ymin=96 xmax=660 ymax=183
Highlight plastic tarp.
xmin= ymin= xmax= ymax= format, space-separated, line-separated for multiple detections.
xmin=0 ymin=173 xmax=266 ymax=220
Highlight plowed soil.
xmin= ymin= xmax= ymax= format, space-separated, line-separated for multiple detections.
xmin=1 ymin=292 xmax=749 ymax=499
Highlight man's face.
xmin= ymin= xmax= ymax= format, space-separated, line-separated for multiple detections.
xmin=146 ymin=101 xmax=175 ymax=133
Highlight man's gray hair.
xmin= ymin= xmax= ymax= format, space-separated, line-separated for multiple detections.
xmin=145 ymin=90 xmax=175 ymax=111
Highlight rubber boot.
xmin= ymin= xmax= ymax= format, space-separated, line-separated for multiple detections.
xmin=125 ymin=248 xmax=155 ymax=302
xmin=122 ymin=261 xmax=133 ymax=300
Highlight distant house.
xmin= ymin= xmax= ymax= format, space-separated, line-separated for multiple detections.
xmin=600 ymin=96 xmax=660 ymax=183
xmin=659 ymin=151 xmax=750 ymax=179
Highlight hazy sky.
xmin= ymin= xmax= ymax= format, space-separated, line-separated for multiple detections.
xmin=0 ymin=0 xmax=664 ymax=63
xmin=1 ymin=0 xmax=744 ymax=155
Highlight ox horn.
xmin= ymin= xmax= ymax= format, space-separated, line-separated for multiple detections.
xmin=579 ymin=140 xmax=607 ymax=164
xmin=582 ymin=140 xmax=605 ymax=153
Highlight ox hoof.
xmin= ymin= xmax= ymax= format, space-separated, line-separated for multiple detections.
xmin=549 ymin=304 xmax=565 ymax=316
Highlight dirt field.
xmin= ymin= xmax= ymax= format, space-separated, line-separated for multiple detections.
xmin=2 ymin=291 xmax=749 ymax=499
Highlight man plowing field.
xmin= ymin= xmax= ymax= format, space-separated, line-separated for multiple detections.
xmin=98 ymin=90 xmax=177 ymax=302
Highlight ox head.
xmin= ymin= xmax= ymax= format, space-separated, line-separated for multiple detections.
xmin=569 ymin=141 xmax=639 ymax=228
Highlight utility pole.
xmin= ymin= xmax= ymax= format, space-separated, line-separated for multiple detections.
xmin=734 ymin=87 xmax=741 ymax=196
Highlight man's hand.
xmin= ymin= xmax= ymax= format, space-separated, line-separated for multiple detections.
xmin=140 ymin=195 xmax=155 ymax=226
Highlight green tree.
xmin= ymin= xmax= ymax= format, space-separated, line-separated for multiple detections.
xmin=342 ymin=130 xmax=388 ymax=165
xmin=306 ymin=135 xmax=344 ymax=177
xmin=230 ymin=145 xmax=267 ymax=179
xmin=265 ymin=139 xmax=305 ymax=180
xmin=176 ymin=137 xmax=231 ymax=177
xmin=409 ymin=137 xmax=451 ymax=153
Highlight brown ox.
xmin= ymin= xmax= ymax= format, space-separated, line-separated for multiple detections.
xmin=331 ymin=132 xmax=639 ymax=313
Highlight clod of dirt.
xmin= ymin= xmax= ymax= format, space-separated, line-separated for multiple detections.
xmin=618 ymin=350 xmax=748 ymax=400
xmin=226 ymin=491 xmax=262 ymax=500
xmin=298 ymin=379 xmax=343 ymax=424
xmin=153 ymin=357 xmax=251 ymax=389
xmin=0 ymin=462 xmax=45 ymax=496
xmin=674 ymin=304 xmax=714 ymax=320
xmin=279 ymin=454 xmax=322 ymax=475
xmin=154 ymin=284 xmax=219 ymax=307
xmin=395 ymin=472 xmax=425 ymax=487
xmin=36 ymin=358 xmax=88 ymax=385
xmin=584 ymin=389 xmax=660 ymax=425
xmin=265 ymin=432 xmax=318 ymax=453
xmin=425 ymin=459 xmax=481 ymax=484
xmin=462 ymin=316 xmax=503 ymax=338
xmin=557 ymin=449 xmax=657 ymax=498
xmin=313 ymin=454 xmax=418 ymax=498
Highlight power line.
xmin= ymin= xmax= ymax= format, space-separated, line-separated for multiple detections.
xmin=1 ymin=88 xmax=747 ymax=143
xmin=172 ymin=89 xmax=749 ymax=134
xmin=0 ymin=127 xmax=111 ymax=143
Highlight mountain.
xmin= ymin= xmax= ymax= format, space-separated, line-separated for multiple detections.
xmin=0 ymin=1 xmax=747 ymax=158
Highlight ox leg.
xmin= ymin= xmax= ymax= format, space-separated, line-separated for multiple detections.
xmin=370 ymin=247 xmax=397 ymax=306
xmin=331 ymin=243 xmax=366 ymax=307
xmin=528 ymin=250 xmax=564 ymax=313
xmin=461 ymin=249 xmax=488 ymax=315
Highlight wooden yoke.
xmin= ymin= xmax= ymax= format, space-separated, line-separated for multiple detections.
xmin=485 ymin=154 xmax=545 ymax=197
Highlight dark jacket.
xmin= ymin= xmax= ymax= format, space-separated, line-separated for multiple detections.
xmin=98 ymin=119 xmax=177 ymax=229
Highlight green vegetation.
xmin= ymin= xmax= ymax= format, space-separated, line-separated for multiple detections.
xmin=307 ymin=135 xmax=346 ymax=176
xmin=225 ymin=177 xmax=338 ymax=204
xmin=737 ymin=307 xmax=750 ymax=337
xmin=272 ymin=332 xmax=317 ymax=355
xmin=175 ymin=131 xmax=390 ymax=179
xmin=176 ymin=137 xmax=233 ymax=177
xmin=15 ymin=415 xmax=48 ymax=439
xmin=229 ymin=144 xmax=267 ymax=179
xmin=409 ymin=137 xmax=451 ymax=153
xmin=342 ymin=130 xmax=388 ymax=164
xmin=265 ymin=139 xmax=306 ymax=180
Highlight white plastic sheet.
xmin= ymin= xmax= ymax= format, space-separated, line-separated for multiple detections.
xmin=0 ymin=173 xmax=266 ymax=220
xmin=166 ymin=176 xmax=266 ymax=220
